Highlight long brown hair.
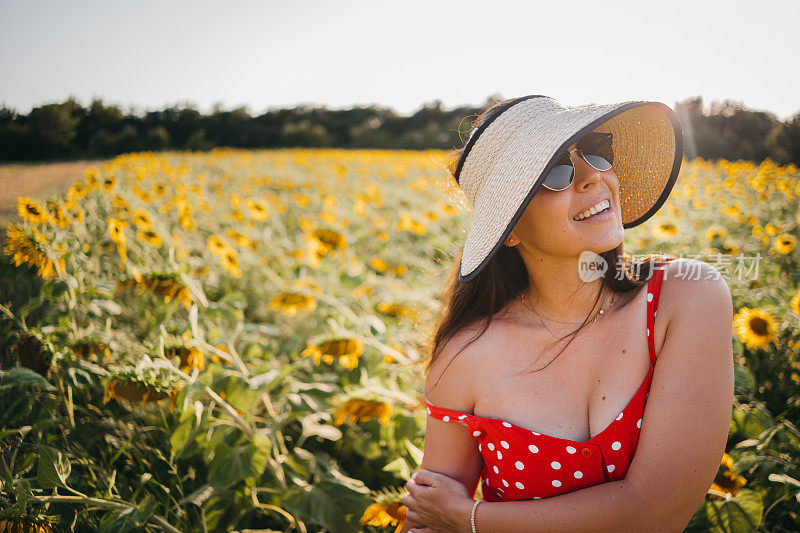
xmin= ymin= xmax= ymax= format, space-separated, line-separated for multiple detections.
xmin=422 ymin=98 xmax=675 ymax=394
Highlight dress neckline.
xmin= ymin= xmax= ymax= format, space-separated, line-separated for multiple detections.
xmin=424 ymin=362 xmax=653 ymax=444
xmin=424 ymin=260 xmax=669 ymax=445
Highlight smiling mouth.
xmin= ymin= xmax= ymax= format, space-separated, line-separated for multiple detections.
xmin=573 ymin=201 xmax=611 ymax=221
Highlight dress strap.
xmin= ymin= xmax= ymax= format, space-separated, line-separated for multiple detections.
xmin=424 ymin=392 xmax=480 ymax=430
xmin=646 ymin=259 xmax=672 ymax=365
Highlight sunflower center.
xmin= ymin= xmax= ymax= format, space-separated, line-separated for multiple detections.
xmin=749 ymin=317 xmax=768 ymax=336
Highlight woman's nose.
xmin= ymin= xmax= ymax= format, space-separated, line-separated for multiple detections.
xmin=569 ymin=152 xmax=603 ymax=189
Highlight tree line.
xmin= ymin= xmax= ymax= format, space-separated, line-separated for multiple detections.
xmin=1 ymin=95 xmax=798 ymax=165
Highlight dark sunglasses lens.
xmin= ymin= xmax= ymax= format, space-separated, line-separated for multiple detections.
xmin=579 ymin=134 xmax=613 ymax=171
xmin=544 ymin=157 xmax=574 ymax=190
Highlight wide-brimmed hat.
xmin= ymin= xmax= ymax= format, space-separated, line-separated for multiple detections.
xmin=453 ymin=94 xmax=683 ymax=283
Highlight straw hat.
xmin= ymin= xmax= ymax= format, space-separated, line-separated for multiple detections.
xmin=453 ymin=94 xmax=683 ymax=283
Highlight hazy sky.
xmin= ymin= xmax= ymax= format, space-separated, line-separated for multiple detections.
xmin=2 ymin=0 xmax=798 ymax=120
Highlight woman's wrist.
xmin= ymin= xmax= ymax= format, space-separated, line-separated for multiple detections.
xmin=468 ymin=498 xmax=483 ymax=533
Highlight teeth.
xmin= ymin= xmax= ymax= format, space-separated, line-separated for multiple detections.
xmin=573 ymin=199 xmax=610 ymax=221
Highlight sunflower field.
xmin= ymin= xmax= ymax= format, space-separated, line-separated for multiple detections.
xmin=0 ymin=148 xmax=799 ymax=532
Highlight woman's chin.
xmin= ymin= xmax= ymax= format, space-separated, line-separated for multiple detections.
xmin=571 ymin=221 xmax=624 ymax=249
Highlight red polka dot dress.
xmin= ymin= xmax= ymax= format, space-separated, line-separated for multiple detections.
xmin=424 ymin=260 xmax=671 ymax=501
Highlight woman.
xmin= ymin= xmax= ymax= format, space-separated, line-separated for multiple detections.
xmin=400 ymin=95 xmax=734 ymax=532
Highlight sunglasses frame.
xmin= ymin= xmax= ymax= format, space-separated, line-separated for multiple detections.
xmin=542 ymin=132 xmax=614 ymax=191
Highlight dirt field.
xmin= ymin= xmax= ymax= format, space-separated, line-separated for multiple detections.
xmin=0 ymin=159 xmax=107 ymax=227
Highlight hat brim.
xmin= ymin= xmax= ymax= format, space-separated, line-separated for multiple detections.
xmin=457 ymin=99 xmax=683 ymax=283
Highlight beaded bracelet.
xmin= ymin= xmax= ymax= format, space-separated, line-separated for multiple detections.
xmin=471 ymin=499 xmax=483 ymax=533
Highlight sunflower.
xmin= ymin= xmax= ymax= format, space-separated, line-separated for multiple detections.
xmin=17 ymin=197 xmax=49 ymax=225
xmin=300 ymin=337 xmax=363 ymax=369
xmin=773 ymin=234 xmax=796 ymax=254
xmin=102 ymin=174 xmax=116 ymax=192
xmin=225 ymin=228 xmax=258 ymax=250
xmin=290 ymin=278 xmax=323 ymax=295
xmin=360 ymin=487 xmax=406 ymax=533
xmin=353 ymin=283 xmax=374 ymax=298
xmin=310 ymin=228 xmax=347 ymax=253
xmin=377 ymin=302 xmax=420 ymax=322
xmin=0 ymin=517 xmax=56 ymax=533
xmin=69 ymin=339 xmax=110 ymax=361
xmin=207 ymin=234 xmax=232 ymax=256
xmin=219 ymin=248 xmax=242 ymax=277
xmin=166 ymin=345 xmax=205 ymax=372
xmin=179 ymin=215 xmax=197 ymax=232
xmin=369 ymin=257 xmax=389 ymax=272
xmin=652 ymin=222 xmax=678 ymax=240
xmin=133 ymin=209 xmax=154 ymax=231
xmin=269 ymin=292 xmax=317 ymax=316
xmin=137 ymin=229 xmax=162 ymax=247
xmin=67 ymin=181 xmax=88 ymax=201
xmin=733 ymin=307 xmax=778 ymax=350
xmin=790 ymin=292 xmax=800 ymax=316
xmin=111 ymin=194 xmax=128 ymax=209
xmin=705 ymin=225 xmax=725 ymax=242
xmin=103 ymin=378 xmax=179 ymax=406
xmin=3 ymin=225 xmax=63 ymax=279
xmin=244 ymin=198 xmax=270 ymax=221
xmin=10 ymin=333 xmax=51 ymax=377
xmin=223 ymin=208 xmax=244 ymax=223
xmin=83 ymin=167 xmax=100 ymax=188
xmin=107 ymin=218 xmax=128 ymax=244
xmin=711 ymin=241 xmax=739 ymax=256
xmin=333 ymin=398 xmax=393 ymax=427
xmin=153 ymin=182 xmax=168 ymax=197
xmin=708 ymin=453 xmax=747 ymax=498
xmin=116 ymin=272 xmax=193 ymax=309
xmin=45 ymin=200 xmax=69 ymax=229
xmin=397 ymin=211 xmax=427 ymax=235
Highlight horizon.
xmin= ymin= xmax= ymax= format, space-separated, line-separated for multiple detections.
xmin=0 ymin=92 xmax=793 ymax=122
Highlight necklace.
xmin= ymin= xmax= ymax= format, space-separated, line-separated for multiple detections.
xmin=520 ymin=289 xmax=615 ymax=329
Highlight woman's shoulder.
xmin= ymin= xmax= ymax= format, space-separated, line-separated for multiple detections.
xmin=424 ymin=320 xmax=493 ymax=409
xmin=657 ymin=257 xmax=732 ymax=326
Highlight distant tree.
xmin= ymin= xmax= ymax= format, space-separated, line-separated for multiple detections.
xmin=279 ymin=120 xmax=332 ymax=147
xmin=0 ymin=95 xmax=797 ymax=163
xmin=766 ymin=113 xmax=800 ymax=165
xmin=25 ymin=99 xmax=82 ymax=158
xmin=143 ymin=126 xmax=171 ymax=151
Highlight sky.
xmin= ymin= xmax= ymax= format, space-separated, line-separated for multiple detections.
xmin=1 ymin=0 xmax=798 ymax=120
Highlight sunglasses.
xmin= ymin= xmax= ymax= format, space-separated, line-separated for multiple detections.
xmin=542 ymin=132 xmax=614 ymax=191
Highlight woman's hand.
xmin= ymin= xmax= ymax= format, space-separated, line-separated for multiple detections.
xmin=402 ymin=469 xmax=476 ymax=533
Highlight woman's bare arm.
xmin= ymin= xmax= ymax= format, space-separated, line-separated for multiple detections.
xmin=403 ymin=326 xmax=485 ymax=531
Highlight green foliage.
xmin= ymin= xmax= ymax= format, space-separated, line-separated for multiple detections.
xmin=3 ymin=95 xmax=800 ymax=164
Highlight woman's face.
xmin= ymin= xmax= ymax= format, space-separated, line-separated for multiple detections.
xmin=507 ymin=139 xmax=625 ymax=257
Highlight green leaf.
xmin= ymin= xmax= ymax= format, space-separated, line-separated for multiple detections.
xmin=733 ymin=364 xmax=756 ymax=394
xmin=98 ymin=495 xmax=157 ymax=533
xmin=249 ymin=433 xmax=271 ymax=477
xmin=704 ymin=488 xmax=763 ymax=531
xmin=283 ymin=478 xmax=369 ymax=533
xmin=403 ymin=438 xmax=424 ymax=468
xmin=0 ymin=367 xmax=55 ymax=391
xmin=283 ymin=485 xmax=346 ymax=533
xmin=17 ymin=294 xmax=45 ymax=319
xmin=382 ymin=456 xmax=411 ymax=479
xmin=37 ymin=444 xmax=71 ymax=488
xmin=207 ymin=443 xmax=251 ymax=490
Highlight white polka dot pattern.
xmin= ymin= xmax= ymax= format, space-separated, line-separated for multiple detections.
xmin=420 ymin=260 xmax=671 ymax=502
